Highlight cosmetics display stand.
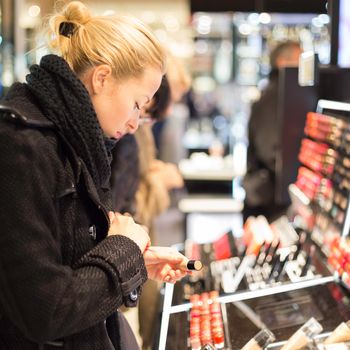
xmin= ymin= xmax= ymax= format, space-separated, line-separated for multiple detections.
xmin=158 ymin=229 xmax=339 ymax=350
xmin=159 ymin=275 xmax=350 ymax=350
xmin=297 ymin=101 xmax=350 ymax=247
xmin=158 ymin=234 xmax=350 ymax=349
xmin=157 ymin=99 xmax=350 ymax=350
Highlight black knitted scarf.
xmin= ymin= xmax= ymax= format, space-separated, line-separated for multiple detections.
xmin=26 ymin=54 xmax=114 ymax=189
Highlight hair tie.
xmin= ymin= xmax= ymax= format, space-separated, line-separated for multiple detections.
xmin=59 ymin=22 xmax=76 ymax=38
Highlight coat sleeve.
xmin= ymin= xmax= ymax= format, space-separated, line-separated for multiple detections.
xmin=0 ymin=126 xmax=147 ymax=343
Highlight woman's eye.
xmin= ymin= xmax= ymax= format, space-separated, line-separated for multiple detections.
xmin=134 ymin=103 xmax=140 ymax=111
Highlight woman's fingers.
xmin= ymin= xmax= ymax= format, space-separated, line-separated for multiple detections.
xmin=108 ymin=211 xmax=115 ymax=222
xmin=163 ymin=267 xmax=187 ymax=284
xmin=144 ymin=246 xmax=185 ymax=265
xmin=164 ymin=275 xmax=171 ymax=283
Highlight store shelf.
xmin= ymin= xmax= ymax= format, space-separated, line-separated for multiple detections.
xmin=178 ymin=195 xmax=243 ymax=213
xmin=179 ymin=158 xmax=238 ymax=181
xmin=168 ymin=275 xmax=335 ymax=314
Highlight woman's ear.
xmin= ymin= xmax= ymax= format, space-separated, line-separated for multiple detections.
xmin=91 ymin=65 xmax=113 ymax=94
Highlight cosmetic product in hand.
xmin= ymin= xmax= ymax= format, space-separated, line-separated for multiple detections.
xmin=241 ymin=329 xmax=276 ymax=350
xmin=300 ymin=245 xmax=315 ymax=277
xmin=181 ymin=259 xmax=203 ymax=271
xmin=324 ymin=321 xmax=350 ymax=344
xmin=280 ymin=317 xmax=323 ymax=350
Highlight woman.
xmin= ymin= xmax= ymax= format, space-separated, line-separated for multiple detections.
xmin=0 ymin=2 xmax=189 ymax=349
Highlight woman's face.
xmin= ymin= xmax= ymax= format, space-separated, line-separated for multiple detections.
xmin=85 ymin=66 xmax=162 ymax=139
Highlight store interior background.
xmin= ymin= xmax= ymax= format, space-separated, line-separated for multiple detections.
xmin=0 ymin=0 xmax=348 ymax=245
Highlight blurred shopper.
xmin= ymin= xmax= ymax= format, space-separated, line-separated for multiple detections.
xmin=135 ymin=76 xmax=184 ymax=231
xmin=242 ymin=41 xmax=302 ymax=222
xmin=153 ymin=54 xmax=192 ymax=163
xmin=0 ymin=2 xmax=190 ymax=349
xmin=111 ymin=133 xmax=139 ymax=215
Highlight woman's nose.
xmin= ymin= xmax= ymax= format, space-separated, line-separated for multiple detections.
xmin=127 ymin=113 xmax=140 ymax=134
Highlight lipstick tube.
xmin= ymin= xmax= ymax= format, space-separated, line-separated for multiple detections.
xmin=300 ymin=245 xmax=315 ymax=277
xmin=253 ymin=241 xmax=266 ymax=268
xmin=180 ymin=259 xmax=203 ymax=271
xmin=265 ymin=240 xmax=280 ymax=264
xmin=259 ymin=241 xmax=273 ymax=266
xmin=292 ymin=232 xmax=306 ymax=261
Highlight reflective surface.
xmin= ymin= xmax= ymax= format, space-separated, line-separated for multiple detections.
xmin=165 ymin=282 xmax=350 ymax=350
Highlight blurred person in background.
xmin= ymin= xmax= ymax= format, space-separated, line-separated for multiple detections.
xmin=111 ymin=133 xmax=139 ymax=215
xmin=0 ymin=2 xmax=191 ymax=349
xmin=242 ymin=41 xmax=302 ymax=223
xmin=135 ymin=75 xmax=184 ymax=231
xmin=153 ymin=54 xmax=192 ymax=164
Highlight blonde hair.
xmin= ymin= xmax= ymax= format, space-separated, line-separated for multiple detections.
xmin=46 ymin=1 xmax=166 ymax=78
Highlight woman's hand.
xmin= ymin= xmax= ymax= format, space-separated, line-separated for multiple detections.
xmin=143 ymin=246 xmax=190 ymax=283
xmin=107 ymin=212 xmax=150 ymax=253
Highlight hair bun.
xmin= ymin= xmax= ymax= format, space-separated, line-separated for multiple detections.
xmin=61 ymin=1 xmax=91 ymax=25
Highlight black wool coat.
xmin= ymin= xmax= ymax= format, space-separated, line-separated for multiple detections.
xmin=0 ymin=83 xmax=147 ymax=349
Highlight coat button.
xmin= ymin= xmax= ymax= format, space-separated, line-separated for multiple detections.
xmin=89 ymin=225 xmax=97 ymax=240
xmin=129 ymin=290 xmax=138 ymax=302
